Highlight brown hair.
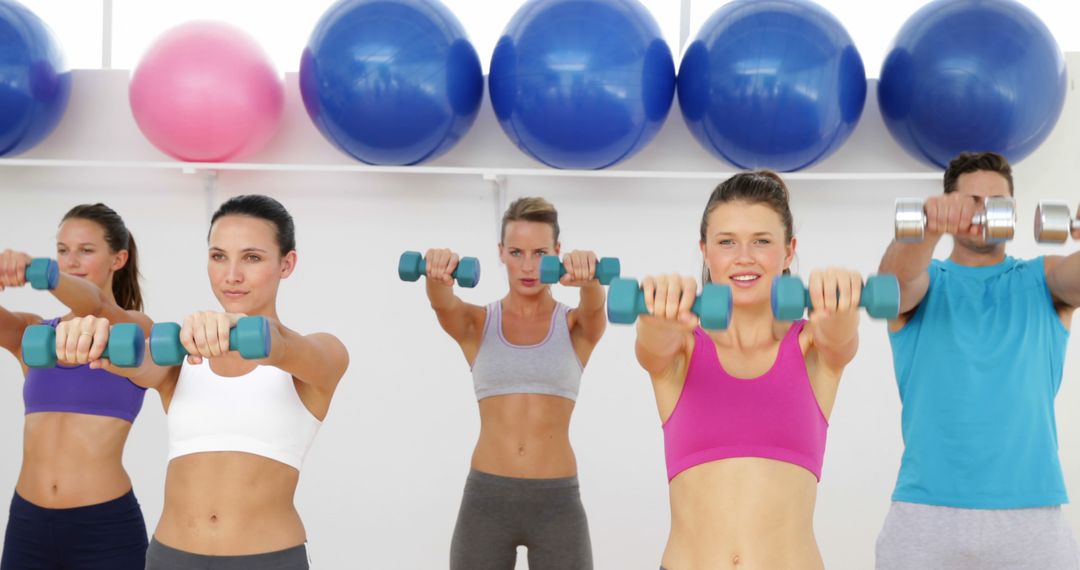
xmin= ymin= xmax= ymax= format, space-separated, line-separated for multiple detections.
xmin=61 ymin=204 xmax=143 ymax=312
xmin=210 ymin=194 xmax=296 ymax=255
xmin=943 ymin=151 xmax=1014 ymax=196
xmin=500 ymin=197 xmax=559 ymax=244
xmin=699 ymin=170 xmax=794 ymax=283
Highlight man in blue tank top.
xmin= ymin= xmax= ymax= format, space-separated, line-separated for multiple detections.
xmin=875 ymin=152 xmax=1080 ymax=569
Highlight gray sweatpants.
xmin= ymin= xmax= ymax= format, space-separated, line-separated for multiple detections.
xmin=876 ymin=501 xmax=1080 ymax=570
xmin=450 ymin=469 xmax=593 ymax=570
xmin=145 ymin=537 xmax=309 ymax=570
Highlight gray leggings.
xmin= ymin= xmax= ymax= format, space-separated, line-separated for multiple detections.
xmin=145 ymin=537 xmax=309 ymax=570
xmin=876 ymin=501 xmax=1080 ymax=570
xmin=450 ymin=469 xmax=593 ymax=570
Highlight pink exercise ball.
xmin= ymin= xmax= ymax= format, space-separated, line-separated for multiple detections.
xmin=129 ymin=21 xmax=284 ymax=162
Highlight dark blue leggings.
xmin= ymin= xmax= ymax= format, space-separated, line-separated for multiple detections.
xmin=1 ymin=490 xmax=148 ymax=570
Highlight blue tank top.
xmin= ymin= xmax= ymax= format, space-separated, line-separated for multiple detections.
xmin=23 ymin=318 xmax=147 ymax=423
xmin=889 ymin=257 xmax=1069 ymax=509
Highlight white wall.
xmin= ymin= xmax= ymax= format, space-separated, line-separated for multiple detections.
xmin=0 ymin=55 xmax=1077 ymax=569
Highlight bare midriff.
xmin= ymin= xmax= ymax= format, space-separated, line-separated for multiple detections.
xmin=662 ymin=458 xmax=823 ymax=570
xmin=472 ymin=393 xmax=576 ymax=479
xmin=17 ymin=412 xmax=133 ymax=508
xmin=153 ymin=452 xmax=305 ymax=555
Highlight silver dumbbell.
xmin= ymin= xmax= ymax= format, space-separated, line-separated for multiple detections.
xmin=1034 ymin=201 xmax=1080 ymax=244
xmin=895 ymin=197 xmax=1016 ymax=243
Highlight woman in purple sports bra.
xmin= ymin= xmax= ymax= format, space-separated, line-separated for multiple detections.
xmin=0 ymin=204 xmax=151 ymax=569
xmin=634 ymin=172 xmax=863 ymax=570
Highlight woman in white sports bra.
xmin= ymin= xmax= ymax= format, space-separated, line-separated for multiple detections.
xmin=420 ymin=197 xmax=607 ymax=570
xmin=56 ymin=195 xmax=349 ymax=570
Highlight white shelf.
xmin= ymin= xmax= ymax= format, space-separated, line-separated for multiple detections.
xmin=0 ymin=158 xmax=943 ymax=181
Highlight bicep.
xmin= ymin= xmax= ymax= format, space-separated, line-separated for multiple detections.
xmin=810 ymin=331 xmax=858 ymax=375
xmin=895 ymin=270 xmax=930 ymax=322
xmin=568 ymin=307 xmax=606 ymax=349
xmin=1045 ymin=255 xmax=1078 ymax=306
xmin=634 ymin=328 xmax=692 ymax=380
xmin=96 ymin=304 xmax=153 ymax=334
xmin=112 ymin=361 xmax=179 ymax=392
xmin=642 ymin=343 xmax=692 ymax=422
xmin=302 ymin=333 xmax=350 ymax=389
xmin=435 ymin=301 xmax=485 ymax=348
xmin=804 ymin=351 xmax=843 ymax=420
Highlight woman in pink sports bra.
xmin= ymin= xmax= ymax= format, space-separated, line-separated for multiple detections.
xmin=636 ymin=171 xmax=863 ymax=570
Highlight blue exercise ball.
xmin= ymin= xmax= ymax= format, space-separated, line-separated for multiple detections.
xmin=678 ymin=0 xmax=866 ymax=171
xmin=878 ymin=0 xmax=1066 ymax=168
xmin=300 ymin=0 xmax=483 ymax=166
xmin=489 ymin=0 xmax=675 ymax=170
xmin=0 ymin=1 xmax=70 ymax=157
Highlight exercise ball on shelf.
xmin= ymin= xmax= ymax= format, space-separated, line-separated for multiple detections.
xmin=300 ymin=0 xmax=483 ymax=166
xmin=677 ymin=0 xmax=866 ymax=171
xmin=878 ymin=0 xmax=1067 ymax=168
xmin=129 ymin=21 xmax=284 ymax=162
xmin=0 ymin=0 xmax=71 ymax=157
xmin=489 ymin=0 xmax=676 ymax=170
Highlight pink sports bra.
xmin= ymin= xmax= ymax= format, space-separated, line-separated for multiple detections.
xmin=662 ymin=320 xmax=828 ymax=481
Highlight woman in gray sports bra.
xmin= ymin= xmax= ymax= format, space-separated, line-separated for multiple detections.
xmin=418 ymin=196 xmax=607 ymax=570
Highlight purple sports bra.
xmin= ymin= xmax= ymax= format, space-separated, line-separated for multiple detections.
xmin=22 ymin=318 xmax=146 ymax=423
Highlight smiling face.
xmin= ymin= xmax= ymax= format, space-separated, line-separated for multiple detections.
xmin=207 ymin=215 xmax=295 ymax=315
xmin=499 ymin=220 xmax=559 ymax=297
xmin=56 ymin=218 xmax=127 ymax=292
xmin=700 ymin=201 xmax=794 ymax=307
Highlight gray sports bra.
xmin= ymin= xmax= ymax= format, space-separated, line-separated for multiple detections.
xmin=471 ymin=301 xmax=583 ymax=401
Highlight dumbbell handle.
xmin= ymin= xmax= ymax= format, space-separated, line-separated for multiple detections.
xmin=795 ymin=286 xmax=877 ymax=311
xmin=540 ymin=255 xmax=620 ymax=284
xmin=910 ymin=206 xmax=994 ymax=228
xmin=20 ymin=323 xmax=145 ymax=368
xmin=773 ymin=275 xmax=901 ymax=321
xmin=416 ymin=257 xmax=472 ymax=281
xmin=26 ymin=258 xmax=59 ymax=290
xmin=620 ymin=288 xmax=713 ymax=319
xmin=149 ymin=317 xmax=270 ymax=365
xmin=896 ymin=197 xmax=1015 ymax=243
xmin=398 ymin=251 xmax=480 ymax=287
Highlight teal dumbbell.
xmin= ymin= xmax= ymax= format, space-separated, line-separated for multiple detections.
xmin=21 ymin=323 xmax=145 ymax=368
xmin=606 ymin=277 xmax=733 ymax=330
xmin=771 ymin=274 xmax=900 ymax=320
xmin=540 ymin=255 xmax=621 ymax=285
xmin=149 ymin=316 xmax=271 ymax=366
xmin=398 ymin=251 xmax=480 ymax=288
xmin=26 ymin=258 xmax=59 ymax=290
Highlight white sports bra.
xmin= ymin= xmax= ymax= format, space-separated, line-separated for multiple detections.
xmin=168 ymin=360 xmax=322 ymax=471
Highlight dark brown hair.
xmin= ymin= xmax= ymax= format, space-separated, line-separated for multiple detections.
xmin=210 ymin=195 xmax=296 ymax=255
xmin=501 ymin=197 xmax=559 ymax=244
xmin=699 ymin=170 xmax=794 ymax=283
xmin=61 ymin=204 xmax=143 ymax=312
xmin=944 ymin=151 xmax=1014 ymax=196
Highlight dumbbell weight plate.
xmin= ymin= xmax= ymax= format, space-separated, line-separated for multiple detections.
xmin=1035 ymin=201 xmax=1073 ymax=244
xmin=981 ymin=196 xmax=1015 ymax=243
xmin=894 ymin=199 xmax=926 ymax=243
